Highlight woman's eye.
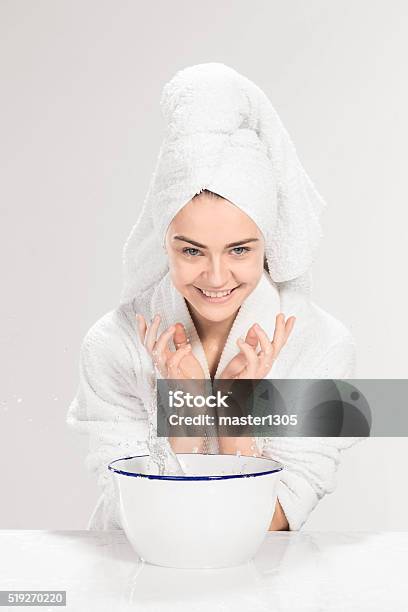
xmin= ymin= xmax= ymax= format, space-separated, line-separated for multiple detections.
xmin=182 ymin=246 xmax=250 ymax=257
xmin=231 ymin=246 xmax=250 ymax=256
xmin=182 ymin=247 xmax=201 ymax=257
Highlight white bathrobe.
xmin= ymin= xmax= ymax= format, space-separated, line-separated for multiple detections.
xmin=66 ymin=268 xmax=363 ymax=532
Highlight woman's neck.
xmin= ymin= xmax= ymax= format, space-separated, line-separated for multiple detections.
xmin=186 ymin=300 xmax=239 ymax=345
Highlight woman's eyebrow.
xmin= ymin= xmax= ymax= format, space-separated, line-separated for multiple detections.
xmin=173 ymin=235 xmax=259 ymax=248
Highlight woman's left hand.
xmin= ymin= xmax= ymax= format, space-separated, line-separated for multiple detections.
xmin=217 ymin=313 xmax=295 ymax=462
xmin=219 ymin=313 xmax=296 ymax=380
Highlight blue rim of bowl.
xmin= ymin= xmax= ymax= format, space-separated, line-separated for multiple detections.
xmin=108 ymin=453 xmax=284 ymax=481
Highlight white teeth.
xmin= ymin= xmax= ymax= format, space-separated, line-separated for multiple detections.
xmin=200 ymin=288 xmax=233 ymax=298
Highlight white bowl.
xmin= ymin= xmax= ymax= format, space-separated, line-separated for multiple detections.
xmin=108 ymin=453 xmax=283 ymax=569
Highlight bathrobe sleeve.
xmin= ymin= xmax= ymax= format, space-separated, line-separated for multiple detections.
xmin=66 ymin=311 xmax=150 ymax=529
xmin=262 ymin=337 xmax=367 ymax=531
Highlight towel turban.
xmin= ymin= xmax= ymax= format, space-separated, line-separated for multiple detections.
xmin=121 ymin=62 xmax=326 ymax=305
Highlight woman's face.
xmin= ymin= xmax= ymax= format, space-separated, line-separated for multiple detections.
xmin=164 ymin=193 xmax=265 ymax=323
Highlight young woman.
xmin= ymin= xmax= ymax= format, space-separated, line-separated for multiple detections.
xmin=67 ymin=63 xmax=362 ymax=533
xmin=137 ymin=190 xmax=296 ymax=455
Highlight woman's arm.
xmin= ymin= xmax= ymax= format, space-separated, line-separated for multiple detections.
xmin=262 ymin=337 xmax=367 ymax=531
xmin=66 ymin=311 xmax=150 ymax=530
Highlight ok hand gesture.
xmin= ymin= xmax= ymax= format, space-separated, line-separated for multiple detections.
xmin=219 ymin=313 xmax=296 ymax=380
xmin=136 ymin=313 xmax=205 ymax=380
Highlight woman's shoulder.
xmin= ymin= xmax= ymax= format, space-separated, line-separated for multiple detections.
xmin=80 ymin=302 xmax=140 ymax=366
xmin=280 ymin=285 xmax=355 ymax=349
xmin=307 ymin=301 xmax=355 ymax=349
xmin=275 ymin=295 xmax=356 ymax=377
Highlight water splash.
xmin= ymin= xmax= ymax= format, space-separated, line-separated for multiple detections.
xmin=144 ymin=382 xmax=185 ymax=477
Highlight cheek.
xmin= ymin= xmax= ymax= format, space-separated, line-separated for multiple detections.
xmin=238 ymin=255 xmax=264 ymax=278
xmin=168 ymin=255 xmax=197 ymax=283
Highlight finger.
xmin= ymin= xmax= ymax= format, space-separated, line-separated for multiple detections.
xmin=154 ymin=325 xmax=177 ymax=362
xmin=283 ymin=316 xmax=296 ymax=343
xmin=271 ymin=313 xmax=287 ymax=355
xmin=135 ymin=314 xmax=147 ymax=344
xmin=244 ymin=324 xmax=260 ymax=351
xmin=236 ymin=337 xmax=258 ymax=377
xmin=173 ymin=322 xmax=190 ymax=349
xmin=145 ymin=314 xmax=161 ymax=353
xmin=167 ymin=345 xmax=192 ymax=378
xmin=253 ymin=324 xmax=274 ymax=367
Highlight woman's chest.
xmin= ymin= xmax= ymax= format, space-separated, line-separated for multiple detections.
xmin=201 ymin=340 xmax=225 ymax=379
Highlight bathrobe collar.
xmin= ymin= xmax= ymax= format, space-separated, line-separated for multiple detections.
xmin=149 ymin=270 xmax=281 ymax=380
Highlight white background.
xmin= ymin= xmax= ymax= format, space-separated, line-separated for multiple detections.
xmin=1 ymin=0 xmax=407 ymax=529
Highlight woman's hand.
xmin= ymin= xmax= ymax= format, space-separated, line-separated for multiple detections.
xmin=217 ymin=313 xmax=295 ymax=458
xmin=136 ymin=313 xmax=205 ymax=380
xmin=219 ymin=313 xmax=296 ymax=380
xmin=136 ymin=313 xmax=207 ymax=454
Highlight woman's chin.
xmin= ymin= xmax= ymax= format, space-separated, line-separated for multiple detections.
xmin=199 ymin=305 xmax=238 ymax=319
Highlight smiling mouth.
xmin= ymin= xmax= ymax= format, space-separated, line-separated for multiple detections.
xmin=194 ymin=285 xmax=241 ymax=298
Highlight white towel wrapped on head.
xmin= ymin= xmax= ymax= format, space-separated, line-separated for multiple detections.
xmin=122 ymin=62 xmax=326 ymax=306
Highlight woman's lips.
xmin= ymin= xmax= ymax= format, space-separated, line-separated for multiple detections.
xmin=193 ymin=285 xmax=241 ymax=304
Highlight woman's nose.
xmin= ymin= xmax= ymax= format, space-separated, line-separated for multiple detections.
xmin=204 ymin=258 xmax=231 ymax=288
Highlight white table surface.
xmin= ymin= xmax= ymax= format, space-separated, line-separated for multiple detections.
xmin=0 ymin=530 xmax=407 ymax=611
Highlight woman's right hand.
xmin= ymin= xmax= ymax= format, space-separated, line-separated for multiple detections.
xmin=136 ymin=313 xmax=207 ymax=455
xmin=136 ymin=313 xmax=205 ymax=380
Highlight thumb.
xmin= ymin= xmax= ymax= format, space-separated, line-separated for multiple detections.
xmin=173 ymin=322 xmax=189 ymax=347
